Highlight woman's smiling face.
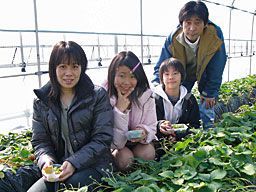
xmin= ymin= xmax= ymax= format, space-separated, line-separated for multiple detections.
xmin=56 ymin=62 xmax=81 ymax=91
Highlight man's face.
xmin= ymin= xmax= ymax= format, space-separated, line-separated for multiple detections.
xmin=182 ymin=15 xmax=205 ymax=43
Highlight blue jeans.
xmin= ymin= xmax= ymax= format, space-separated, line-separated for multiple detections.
xmin=199 ymin=101 xmax=215 ymax=130
xmin=182 ymin=81 xmax=215 ymax=129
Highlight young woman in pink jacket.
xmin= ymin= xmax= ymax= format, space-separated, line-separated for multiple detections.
xmin=105 ymin=51 xmax=157 ymax=171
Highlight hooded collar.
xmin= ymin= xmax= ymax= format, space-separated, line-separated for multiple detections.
xmin=153 ymin=84 xmax=187 ymax=103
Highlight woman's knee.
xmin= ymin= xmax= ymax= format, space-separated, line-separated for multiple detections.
xmin=27 ymin=178 xmax=54 ymax=192
xmin=133 ymin=143 xmax=155 ymax=160
xmin=113 ymin=147 xmax=134 ymax=171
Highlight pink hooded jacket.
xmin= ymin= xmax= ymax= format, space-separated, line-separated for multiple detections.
xmin=110 ymin=89 xmax=157 ymax=149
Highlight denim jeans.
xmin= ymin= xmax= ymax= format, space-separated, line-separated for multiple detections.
xmin=183 ymin=80 xmax=215 ymax=129
xmin=199 ymin=101 xmax=215 ymax=130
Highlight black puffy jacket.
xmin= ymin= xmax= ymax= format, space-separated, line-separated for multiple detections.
xmin=31 ymin=74 xmax=114 ymax=173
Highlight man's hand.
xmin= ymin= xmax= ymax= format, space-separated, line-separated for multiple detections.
xmin=200 ymin=95 xmax=216 ymax=108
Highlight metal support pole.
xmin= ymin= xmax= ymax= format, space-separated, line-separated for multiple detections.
xmin=114 ymin=35 xmax=118 ymax=54
xmin=97 ymin=35 xmax=101 ymax=59
xmin=97 ymin=35 xmax=102 ymax=66
xmin=19 ymin=32 xmax=25 ymax=65
xmin=33 ymin=0 xmax=42 ymax=88
xmin=140 ymin=0 xmax=144 ymax=64
xmin=227 ymin=0 xmax=235 ymax=82
xmin=124 ymin=35 xmax=127 ymax=51
xmin=249 ymin=11 xmax=255 ymax=75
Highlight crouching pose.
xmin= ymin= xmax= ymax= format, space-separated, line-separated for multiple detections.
xmin=28 ymin=41 xmax=114 ymax=192
xmin=105 ymin=51 xmax=157 ymax=171
xmin=153 ymin=58 xmax=200 ymax=159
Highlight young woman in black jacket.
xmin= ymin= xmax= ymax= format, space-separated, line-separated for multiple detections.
xmin=27 ymin=41 xmax=114 ymax=192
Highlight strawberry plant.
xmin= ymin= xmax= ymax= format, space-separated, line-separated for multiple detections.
xmin=99 ymin=103 xmax=256 ymax=192
xmin=218 ymin=75 xmax=256 ymax=104
xmin=0 ymin=130 xmax=34 ymax=177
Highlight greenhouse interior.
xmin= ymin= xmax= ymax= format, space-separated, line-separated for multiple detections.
xmin=0 ymin=0 xmax=255 ymax=191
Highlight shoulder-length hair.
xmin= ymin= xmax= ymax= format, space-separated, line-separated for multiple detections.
xmin=107 ymin=51 xmax=150 ymax=106
xmin=48 ymin=41 xmax=88 ymax=101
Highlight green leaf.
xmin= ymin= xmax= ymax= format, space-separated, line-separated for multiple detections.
xmin=235 ymin=150 xmax=252 ymax=155
xmin=174 ymin=138 xmax=192 ymax=151
xmin=140 ymin=173 xmax=159 ymax=181
xmin=197 ymin=173 xmax=211 ymax=182
xmin=241 ymin=163 xmax=256 ymax=175
xmin=159 ymin=170 xmax=174 ymax=179
xmin=208 ymin=157 xmax=229 ymax=166
xmin=188 ymin=182 xmax=206 ymax=189
xmin=20 ymin=149 xmax=30 ymax=158
xmin=183 ymin=171 xmax=197 ymax=180
xmin=177 ymin=186 xmax=193 ymax=192
xmin=193 ymin=148 xmax=208 ymax=161
xmin=171 ymin=178 xmax=184 ymax=185
xmin=127 ymin=170 xmax=142 ymax=180
xmin=169 ymin=159 xmax=183 ymax=167
xmin=216 ymin=132 xmax=225 ymax=137
xmin=113 ymin=188 xmax=127 ymax=192
xmin=147 ymin=183 xmax=162 ymax=192
xmin=185 ymin=154 xmax=200 ymax=168
xmin=210 ymin=169 xmax=227 ymax=180
xmin=77 ymin=186 xmax=88 ymax=192
xmin=134 ymin=186 xmax=153 ymax=192
xmin=0 ymin=171 xmax=5 ymax=179
xmin=207 ymin=181 xmax=222 ymax=192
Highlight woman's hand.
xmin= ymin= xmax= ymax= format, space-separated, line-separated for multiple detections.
xmin=58 ymin=161 xmax=75 ymax=181
xmin=42 ymin=159 xmax=53 ymax=169
xmin=41 ymin=159 xmax=53 ymax=180
xmin=160 ymin=120 xmax=176 ymax=139
xmin=115 ymin=86 xmax=134 ymax=112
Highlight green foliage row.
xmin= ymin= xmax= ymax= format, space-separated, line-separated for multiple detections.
xmin=100 ymin=104 xmax=256 ymax=192
xmin=192 ymin=74 xmax=256 ymax=104
xmin=218 ymin=75 xmax=256 ymax=104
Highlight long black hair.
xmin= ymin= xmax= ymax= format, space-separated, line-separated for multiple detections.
xmin=107 ymin=51 xmax=150 ymax=106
